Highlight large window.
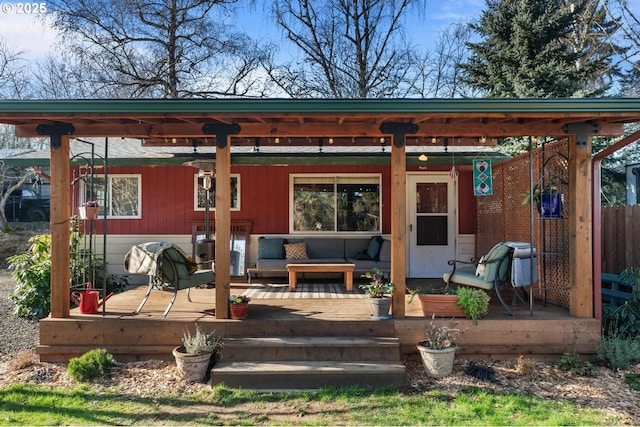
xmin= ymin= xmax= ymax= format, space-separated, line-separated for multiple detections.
xmin=82 ymin=175 xmax=141 ymax=218
xmin=193 ymin=174 xmax=240 ymax=211
xmin=291 ymin=174 xmax=381 ymax=233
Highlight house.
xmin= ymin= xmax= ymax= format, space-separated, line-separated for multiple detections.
xmin=1 ymin=98 xmax=640 ymax=362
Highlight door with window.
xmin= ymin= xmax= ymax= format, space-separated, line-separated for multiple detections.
xmin=407 ymin=174 xmax=457 ymax=278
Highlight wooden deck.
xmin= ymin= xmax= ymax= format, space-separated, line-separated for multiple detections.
xmin=37 ymin=279 xmax=601 ymax=363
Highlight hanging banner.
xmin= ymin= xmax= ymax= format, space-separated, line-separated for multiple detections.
xmin=473 ymin=159 xmax=493 ymax=196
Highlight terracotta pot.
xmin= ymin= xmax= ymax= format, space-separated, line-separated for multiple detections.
xmin=417 ymin=294 xmax=466 ymax=318
xmin=229 ymin=303 xmax=248 ymax=319
xmin=78 ymin=206 xmax=100 ymax=220
xmin=172 ymin=346 xmax=212 ymax=383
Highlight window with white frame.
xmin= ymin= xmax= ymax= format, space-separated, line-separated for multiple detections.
xmin=193 ymin=174 xmax=240 ymax=211
xmin=81 ymin=174 xmax=141 ymax=218
xmin=291 ymin=174 xmax=381 ymax=233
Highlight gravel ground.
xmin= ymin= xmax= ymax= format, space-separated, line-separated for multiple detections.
xmin=0 ymin=269 xmax=639 ymax=425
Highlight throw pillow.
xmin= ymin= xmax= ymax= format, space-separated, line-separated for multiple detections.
xmin=366 ymin=236 xmax=383 ymax=260
xmin=284 ymin=242 xmax=308 ymax=260
xmin=258 ymin=237 xmax=284 ymax=259
xmin=475 ymin=255 xmax=486 ymax=277
xmin=378 ymin=239 xmax=391 ymax=262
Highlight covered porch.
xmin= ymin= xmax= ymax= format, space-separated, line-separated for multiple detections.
xmin=35 ymin=278 xmax=598 ymax=363
xmin=1 ymin=98 xmax=638 ymax=362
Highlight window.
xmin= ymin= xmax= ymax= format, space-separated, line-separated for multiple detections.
xmin=193 ymin=174 xmax=240 ymax=211
xmin=82 ymin=174 xmax=141 ymax=218
xmin=291 ymin=174 xmax=381 ymax=233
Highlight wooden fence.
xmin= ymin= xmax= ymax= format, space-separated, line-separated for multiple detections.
xmin=601 ymin=205 xmax=640 ymax=274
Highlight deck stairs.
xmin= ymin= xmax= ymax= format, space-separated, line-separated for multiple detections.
xmin=211 ymin=323 xmax=406 ymax=390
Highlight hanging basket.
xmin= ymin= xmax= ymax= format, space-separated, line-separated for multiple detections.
xmin=537 ymin=193 xmax=563 ymax=218
xmin=78 ymin=206 xmax=100 ymax=220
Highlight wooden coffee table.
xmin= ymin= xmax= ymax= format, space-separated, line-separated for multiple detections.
xmin=286 ymin=263 xmax=356 ymax=291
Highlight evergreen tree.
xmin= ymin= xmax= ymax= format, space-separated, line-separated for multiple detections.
xmin=460 ymin=0 xmax=613 ymax=98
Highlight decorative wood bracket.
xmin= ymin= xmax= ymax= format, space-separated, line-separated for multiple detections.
xmin=202 ymin=123 xmax=241 ymax=148
xmin=379 ymin=122 xmax=419 ymax=148
xmin=562 ymin=123 xmax=601 ymax=149
xmin=36 ymin=123 xmax=75 ymax=149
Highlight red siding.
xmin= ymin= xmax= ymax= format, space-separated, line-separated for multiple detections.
xmin=78 ymin=164 xmax=476 ymax=236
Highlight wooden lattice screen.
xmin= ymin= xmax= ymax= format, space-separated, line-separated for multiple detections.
xmin=475 ymin=139 xmax=571 ymax=309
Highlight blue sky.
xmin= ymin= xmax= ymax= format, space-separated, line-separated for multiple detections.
xmin=0 ymin=0 xmax=485 ymax=62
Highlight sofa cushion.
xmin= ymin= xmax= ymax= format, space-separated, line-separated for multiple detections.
xmin=366 ymin=236 xmax=384 ymax=260
xmin=284 ymin=242 xmax=308 ymax=259
xmin=344 ymin=238 xmax=371 ymax=258
xmin=258 ymin=237 xmax=284 ymax=259
xmin=378 ymin=239 xmax=391 ymax=262
xmin=304 ymin=238 xmax=345 ymax=259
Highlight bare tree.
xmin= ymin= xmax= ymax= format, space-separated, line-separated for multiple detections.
xmin=268 ymin=0 xmax=424 ymax=98
xmin=0 ymin=39 xmax=29 ymax=98
xmin=45 ymin=0 xmax=273 ymax=98
xmin=408 ymin=23 xmax=474 ymax=98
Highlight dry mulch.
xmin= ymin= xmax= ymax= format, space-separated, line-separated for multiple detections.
xmin=1 ymin=350 xmax=639 ymax=425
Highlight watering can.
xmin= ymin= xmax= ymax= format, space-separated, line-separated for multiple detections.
xmin=71 ymin=282 xmax=114 ymax=314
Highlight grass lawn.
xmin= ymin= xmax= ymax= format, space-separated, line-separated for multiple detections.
xmin=0 ymin=383 xmax=621 ymax=426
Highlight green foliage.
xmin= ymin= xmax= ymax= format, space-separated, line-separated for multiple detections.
xmin=67 ymin=348 xmax=116 ymax=382
xmin=8 ymin=219 xmax=128 ymax=319
xmin=359 ymin=268 xmax=395 ymax=298
xmin=182 ymin=324 xmax=223 ymax=356
xmin=7 ymin=233 xmax=51 ymax=319
xmin=556 ymin=353 xmax=598 ymax=377
xmin=602 ymin=267 xmax=640 ymax=337
xmin=597 ymin=332 xmax=640 ymax=370
xmin=456 ymin=287 xmax=490 ymax=324
xmin=460 ymin=0 xmax=615 ymax=98
xmin=624 ymin=373 xmax=640 ymax=391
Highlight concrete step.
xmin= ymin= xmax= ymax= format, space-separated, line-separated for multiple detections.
xmin=211 ymin=360 xmax=406 ymax=390
xmin=222 ymin=337 xmax=401 ymax=362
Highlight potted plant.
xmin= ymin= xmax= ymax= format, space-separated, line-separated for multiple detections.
xmin=228 ymin=294 xmax=251 ymax=319
xmin=360 ymin=268 xmax=395 ymax=319
xmin=172 ymin=324 xmax=223 ymax=383
xmin=409 ymin=285 xmax=466 ymax=318
xmin=416 ymin=315 xmax=460 ymax=378
xmin=456 ymin=287 xmax=490 ymax=324
xmin=521 ymin=179 xmax=563 ymax=218
xmin=78 ymin=200 xmax=100 ymax=220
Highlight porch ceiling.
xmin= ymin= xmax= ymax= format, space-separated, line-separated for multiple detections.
xmin=0 ymin=98 xmax=639 ymax=145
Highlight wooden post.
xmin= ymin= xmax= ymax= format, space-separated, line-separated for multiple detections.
xmin=390 ymin=142 xmax=406 ymax=318
xmin=568 ymin=134 xmax=593 ymax=318
xmin=50 ymin=135 xmax=71 ymax=318
xmin=215 ymin=142 xmax=231 ymax=319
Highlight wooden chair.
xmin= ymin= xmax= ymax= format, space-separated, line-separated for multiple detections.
xmin=124 ymin=242 xmax=215 ymax=317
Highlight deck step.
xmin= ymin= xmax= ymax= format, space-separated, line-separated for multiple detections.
xmin=212 ymin=335 xmax=406 ymax=389
xmin=211 ymin=360 xmax=406 ymax=389
xmin=222 ymin=337 xmax=401 ymax=361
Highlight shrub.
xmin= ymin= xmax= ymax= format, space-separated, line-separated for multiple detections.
xmin=67 ymin=348 xmax=116 ymax=382
xmin=597 ymin=332 xmax=640 ymax=370
xmin=556 ymin=352 xmax=597 ymax=377
xmin=182 ymin=324 xmax=223 ymax=355
xmin=456 ymin=287 xmax=490 ymax=324
xmin=8 ymin=218 xmax=129 ymax=319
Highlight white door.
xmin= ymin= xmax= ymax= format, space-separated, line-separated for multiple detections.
xmin=407 ymin=174 xmax=457 ymax=278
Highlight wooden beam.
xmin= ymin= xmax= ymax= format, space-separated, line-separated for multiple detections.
xmin=215 ymin=144 xmax=231 ymax=319
xmin=14 ymin=121 xmax=625 ymax=139
xmin=568 ymin=134 xmax=593 ymax=318
xmin=50 ymin=135 xmax=71 ymax=318
xmin=390 ymin=142 xmax=406 ymax=318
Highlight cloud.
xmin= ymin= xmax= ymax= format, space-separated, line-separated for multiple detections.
xmin=0 ymin=13 xmax=58 ymax=61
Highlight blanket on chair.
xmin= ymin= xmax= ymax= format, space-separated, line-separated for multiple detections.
xmin=124 ymin=241 xmax=182 ymax=276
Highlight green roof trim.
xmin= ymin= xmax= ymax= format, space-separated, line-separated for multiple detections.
xmin=1 ymin=98 xmax=640 ymax=115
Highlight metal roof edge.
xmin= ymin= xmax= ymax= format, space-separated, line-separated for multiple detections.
xmin=1 ymin=97 xmax=640 ymax=114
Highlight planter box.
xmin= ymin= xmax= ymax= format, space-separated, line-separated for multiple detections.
xmin=417 ymin=294 xmax=466 ymax=318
